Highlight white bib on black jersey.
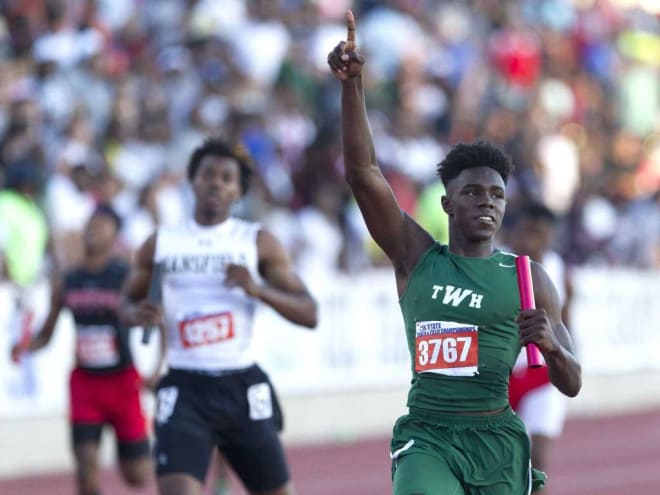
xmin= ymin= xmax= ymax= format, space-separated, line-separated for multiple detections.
xmin=155 ymin=218 xmax=261 ymax=371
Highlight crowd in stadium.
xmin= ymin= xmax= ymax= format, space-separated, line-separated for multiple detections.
xmin=0 ymin=0 xmax=657 ymax=286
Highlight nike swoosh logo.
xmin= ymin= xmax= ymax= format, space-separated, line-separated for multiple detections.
xmin=390 ymin=439 xmax=415 ymax=460
xmin=498 ymin=263 xmax=515 ymax=268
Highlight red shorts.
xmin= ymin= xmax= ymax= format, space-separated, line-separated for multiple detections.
xmin=70 ymin=366 xmax=148 ymax=443
xmin=508 ymin=366 xmax=551 ymax=411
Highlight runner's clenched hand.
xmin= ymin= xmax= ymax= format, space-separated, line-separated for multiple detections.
xmin=225 ymin=263 xmax=261 ymax=299
xmin=517 ymin=308 xmax=561 ymax=355
xmin=327 ymin=10 xmax=365 ymax=81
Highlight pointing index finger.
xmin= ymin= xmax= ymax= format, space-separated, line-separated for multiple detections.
xmin=346 ymin=10 xmax=356 ymax=52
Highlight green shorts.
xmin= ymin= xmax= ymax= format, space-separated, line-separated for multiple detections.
xmin=390 ymin=406 xmax=546 ymax=495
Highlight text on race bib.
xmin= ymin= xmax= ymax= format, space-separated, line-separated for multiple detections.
xmin=415 ymin=321 xmax=479 ymax=376
xmin=76 ymin=325 xmax=119 ymax=367
xmin=178 ymin=312 xmax=235 ymax=348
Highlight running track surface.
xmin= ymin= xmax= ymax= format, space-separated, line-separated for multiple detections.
xmin=1 ymin=408 xmax=658 ymax=495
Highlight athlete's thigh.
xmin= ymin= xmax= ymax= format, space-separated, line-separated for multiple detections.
xmin=392 ymin=452 xmax=466 ymax=495
xmin=459 ymin=414 xmax=538 ymax=495
xmin=69 ymin=369 xmax=105 ymax=425
xmin=109 ymin=370 xmax=151 ymax=486
xmin=107 ymin=367 xmax=150 ymax=444
xmin=217 ymin=367 xmax=289 ymax=493
xmin=153 ymin=377 xmax=214 ymax=484
xmin=221 ymin=419 xmax=289 ymax=494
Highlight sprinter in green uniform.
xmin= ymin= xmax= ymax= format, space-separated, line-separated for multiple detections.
xmin=327 ymin=11 xmax=582 ymax=495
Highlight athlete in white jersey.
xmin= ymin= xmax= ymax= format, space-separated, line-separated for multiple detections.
xmin=155 ymin=217 xmax=263 ymax=372
xmin=506 ymin=202 xmax=573 ymax=479
xmin=120 ymin=137 xmax=318 ymax=495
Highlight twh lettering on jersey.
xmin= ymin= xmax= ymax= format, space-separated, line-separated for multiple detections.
xmin=431 ymin=285 xmax=483 ymax=309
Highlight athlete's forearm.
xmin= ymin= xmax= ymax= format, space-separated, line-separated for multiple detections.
xmin=342 ymin=76 xmax=377 ymax=182
xmin=143 ymin=325 xmax=167 ymax=388
xmin=256 ymin=286 xmax=318 ymax=329
xmin=26 ymin=297 xmax=62 ymax=352
xmin=545 ymin=346 xmax=582 ymax=397
xmin=26 ymin=328 xmax=53 ymax=352
xmin=118 ymin=298 xmax=141 ymax=327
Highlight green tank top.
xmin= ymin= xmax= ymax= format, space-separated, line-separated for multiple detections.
xmin=399 ymin=243 xmax=522 ymax=413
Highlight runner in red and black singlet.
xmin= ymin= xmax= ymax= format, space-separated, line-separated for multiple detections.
xmin=64 ymin=257 xmax=132 ymax=373
xmin=12 ymin=204 xmax=161 ymax=495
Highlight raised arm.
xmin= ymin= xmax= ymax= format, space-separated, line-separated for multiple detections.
xmin=327 ymin=11 xmax=432 ymax=286
xmin=225 ymin=229 xmax=317 ymax=329
xmin=517 ymin=262 xmax=582 ymax=397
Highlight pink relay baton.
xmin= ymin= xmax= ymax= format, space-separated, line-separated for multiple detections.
xmin=515 ymin=255 xmax=544 ymax=368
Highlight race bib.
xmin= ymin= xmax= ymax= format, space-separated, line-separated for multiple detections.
xmin=178 ymin=311 xmax=234 ymax=348
xmin=247 ymin=382 xmax=273 ymax=420
xmin=156 ymin=386 xmax=179 ymax=425
xmin=415 ymin=321 xmax=479 ymax=376
xmin=76 ymin=325 xmax=120 ymax=367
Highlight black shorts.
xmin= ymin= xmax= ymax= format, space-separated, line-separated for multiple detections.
xmin=153 ymin=365 xmax=288 ymax=492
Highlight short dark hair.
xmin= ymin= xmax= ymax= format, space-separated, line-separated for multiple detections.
xmin=91 ymin=203 xmax=122 ymax=231
xmin=437 ymin=141 xmax=514 ymax=186
xmin=187 ymin=137 xmax=255 ymax=195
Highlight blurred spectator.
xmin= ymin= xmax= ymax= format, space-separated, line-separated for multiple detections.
xmin=45 ymin=162 xmax=98 ymax=269
xmin=120 ymin=172 xmax=188 ymax=252
xmin=289 ymin=181 xmax=346 ymax=286
xmin=44 ymin=107 xmax=101 ymax=269
xmin=0 ymin=160 xmax=50 ymax=397
xmin=415 ymin=181 xmax=449 ymax=245
xmin=0 ymin=160 xmax=49 ymax=288
xmin=0 ymin=0 xmax=656 ymax=275
xmin=0 ymin=97 xmax=46 ymax=173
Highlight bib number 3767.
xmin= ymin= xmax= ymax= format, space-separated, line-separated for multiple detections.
xmin=415 ymin=321 xmax=478 ymax=376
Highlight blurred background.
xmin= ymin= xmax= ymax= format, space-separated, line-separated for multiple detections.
xmin=0 ymin=0 xmax=658 ymax=494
